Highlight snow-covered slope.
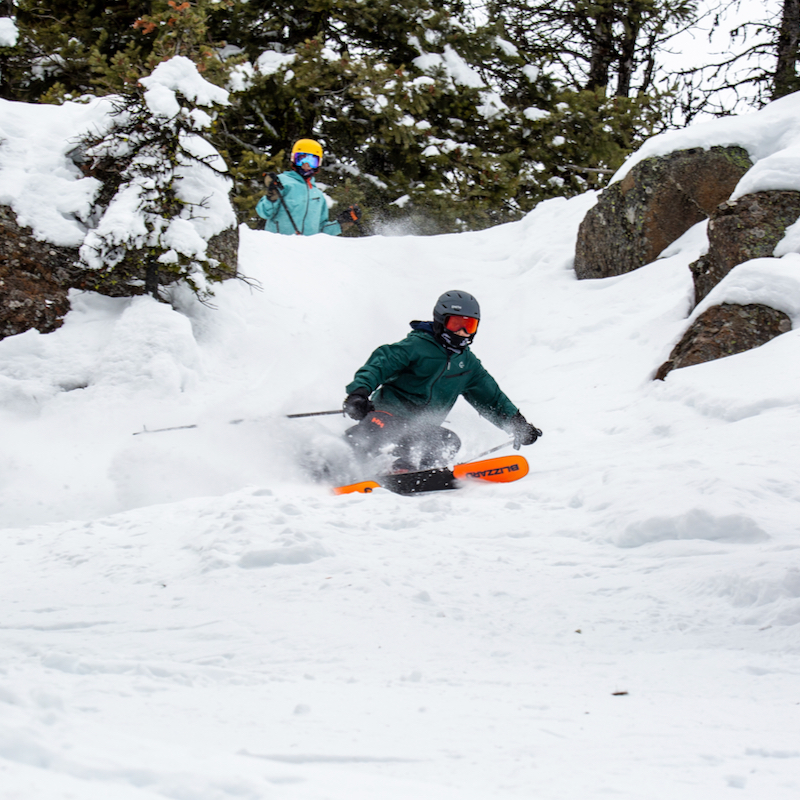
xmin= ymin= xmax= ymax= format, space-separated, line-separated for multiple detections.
xmin=1 ymin=92 xmax=800 ymax=799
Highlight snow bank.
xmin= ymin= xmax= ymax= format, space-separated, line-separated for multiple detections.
xmin=0 ymin=97 xmax=113 ymax=245
xmin=612 ymin=91 xmax=800 ymax=200
xmin=692 ymin=255 xmax=800 ymax=325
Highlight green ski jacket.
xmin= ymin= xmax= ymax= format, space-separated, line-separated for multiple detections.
xmin=345 ymin=324 xmax=518 ymax=428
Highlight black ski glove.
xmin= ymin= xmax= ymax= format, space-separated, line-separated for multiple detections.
xmin=343 ymin=388 xmax=373 ymax=421
xmin=337 ymin=204 xmax=362 ymax=226
xmin=263 ymin=172 xmax=282 ymax=201
xmin=508 ymin=412 xmax=542 ymax=449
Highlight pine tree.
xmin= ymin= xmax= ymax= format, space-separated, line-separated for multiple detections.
xmin=488 ymin=0 xmax=698 ymax=97
xmin=4 ymin=0 xmax=694 ymax=234
xmin=666 ymin=1 xmax=800 ymax=119
xmin=3 ymin=1 xmax=227 ymax=102
xmin=76 ymin=56 xmax=237 ymax=300
xmin=3 ymin=1 xmax=153 ymax=101
xmin=206 ymin=1 xmax=564 ymax=232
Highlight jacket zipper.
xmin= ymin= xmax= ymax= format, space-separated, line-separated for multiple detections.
xmin=301 ymin=178 xmax=313 ymax=232
xmin=423 ymin=354 xmax=451 ymax=407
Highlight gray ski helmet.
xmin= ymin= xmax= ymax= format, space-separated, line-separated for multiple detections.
xmin=433 ymin=290 xmax=480 ymax=326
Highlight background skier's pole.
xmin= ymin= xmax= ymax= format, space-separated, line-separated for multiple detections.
xmin=265 ymin=173 xmax=302 ymax=235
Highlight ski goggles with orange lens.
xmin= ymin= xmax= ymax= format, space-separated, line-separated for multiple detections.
xmin=444 ymin=315 xmax=479 ymax=334
xmin=293 ymin=152 xmax=321 ymax=170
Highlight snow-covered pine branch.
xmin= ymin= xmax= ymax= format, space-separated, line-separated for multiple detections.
xmin=77 ymin=56 xmax=238 ymax=301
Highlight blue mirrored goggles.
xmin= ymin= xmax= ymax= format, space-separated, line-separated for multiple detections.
xmin=293 ymin=152 xmax=321 ymax=170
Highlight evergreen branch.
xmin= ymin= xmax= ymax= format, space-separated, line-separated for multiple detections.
xmin=562 ymin=163 xmax=616 ymax=175
xmin=214 ymin=127 xmax=266 ymax=155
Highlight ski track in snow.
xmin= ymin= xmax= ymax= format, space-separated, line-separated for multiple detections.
xmin=3 ymin=103 xmax=800 ymax=797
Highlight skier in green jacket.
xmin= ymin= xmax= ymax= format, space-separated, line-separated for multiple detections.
xmin=256 ymin=138 xmax=362 ymax=236
xmin=343 ymin=290 xmax=542 ymax=470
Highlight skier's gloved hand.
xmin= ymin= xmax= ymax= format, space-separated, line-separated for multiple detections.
xmin=508 ymin=412 xmax=542 ymax=449
xmin=263 ymin=172 xmax=281 ymax=201
xmin=337 ymin=204 xmax=362 ymax=226
xmin=343 ymin=388 xmax=373 ymax=421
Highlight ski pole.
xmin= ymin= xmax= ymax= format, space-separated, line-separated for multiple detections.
xmin=133 ymin=424 xmax=199 ymax=436
xmin=471 ymin=439 xmax=516 ymax=459
xmin=134 ymin=409 xmax=344 ymax=434
xmin=272 ymin=176 xmax=302 ymax=235
xmin=286 ymin=409 xmax=344 ymax=419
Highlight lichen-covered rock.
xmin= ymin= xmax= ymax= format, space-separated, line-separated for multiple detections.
xmin=206 ymin=226 xmax=240 ymax=279
xmin=690 ymin=191 xmax=800 ymax=304
xmin=575 ymin=146 xmax=752 ymax=280
xmin=655 ymin=303 xmax=792 ymax=380
xmin=0 ymin=206 xmax=76 ymax=340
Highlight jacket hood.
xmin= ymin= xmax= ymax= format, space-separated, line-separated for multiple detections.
xmin=410 ymin=320 xmax=435 ymax=335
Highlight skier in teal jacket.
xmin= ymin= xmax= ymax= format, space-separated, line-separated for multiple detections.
xmin=256 ymin=138 xmax=361 ymax=236
xmin=343 ymin=290 xmax=542 ymax=470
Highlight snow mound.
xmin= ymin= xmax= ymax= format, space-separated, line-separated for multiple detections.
xmin=615 ymin=508 xmax=769 ymax=548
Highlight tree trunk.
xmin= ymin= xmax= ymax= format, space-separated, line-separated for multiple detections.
xmin=773 ymin=0 xmax=800 ymax=99
xmin=586 ymin=10 xmax=615 ymax=91
xmin=145 ymin=262 xmax=160 ymax=299
xmin=616 ymin=18 xmax=640 ymax=97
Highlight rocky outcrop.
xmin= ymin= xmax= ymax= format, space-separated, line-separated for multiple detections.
xmin=206 ymin=226 xmax=240 ymax=279
xmin=0 ymin=206 xmax=76 ymax=338
xmin=655 ymin=303 xmax=792 ymax=380
xmin=690 ymin=191 xmax=800 ymax=304
xmin=575 ymin=146 xmax=752 ymax=280
xmin=571 ymin=144 xmax=796 ymax=379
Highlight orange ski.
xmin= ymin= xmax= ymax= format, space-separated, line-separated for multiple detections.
xmin=333 ymin=454 xmax=529 ymax=495
xmin=453 ymin=454 xmax=529 ymax=483
xmin=331 ymin=480 xmax=381 ymax=495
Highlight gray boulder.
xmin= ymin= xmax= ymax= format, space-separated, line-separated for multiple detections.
xmin=575 ymin=146 xmax=752 ymax=280
xmin=690 ymin=191 xmax=800 ymax=304
xmin=655 ymin=303 xmax=792 ymax=380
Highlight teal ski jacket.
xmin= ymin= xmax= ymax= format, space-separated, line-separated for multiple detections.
xmin=345 ymin=323 xmax=519 ymax=428
xmin=255 ymin=171 xmax=342 ymax=236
